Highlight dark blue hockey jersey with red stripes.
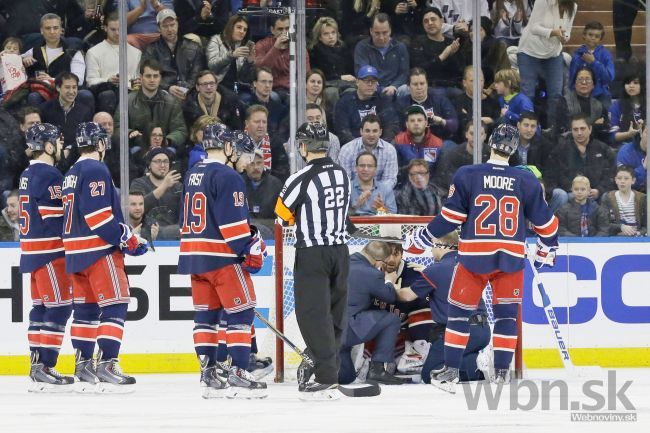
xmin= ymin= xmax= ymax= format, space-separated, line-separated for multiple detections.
xmin=177 ymin=159 xmax=253 ymax=275
xmin=61 ymin=157 xmax=123 ymax=273
xmin=18 ymin=161 xmax=65 ymax=273
xmin=427 ymin=160 xmax=559 ymax=274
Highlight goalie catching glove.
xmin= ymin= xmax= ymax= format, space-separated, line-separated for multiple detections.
xmin=242 ymin=225 xmax=268 ymax=274
xmin=534 ymin=239 xmax=557 ymax=268
xmin=119 ymin=223 xmax=149 ymax=256
xmin=402 ymin=226 xmax=435 ymax=255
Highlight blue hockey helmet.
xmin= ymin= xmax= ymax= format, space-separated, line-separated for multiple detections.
xmin=76 ymin=122 xmax=111 ymax=150
xmin=202 ymin=123 xmax=234 ymax=150
xmin=231 ymin=130 xmax=255 ymax=156
xmin=488 ymin=123 xmax=519 ymax=156
xmin=25 ymin=123 xmax=61 ymax=152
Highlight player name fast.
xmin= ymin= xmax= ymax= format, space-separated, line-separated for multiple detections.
xmin=483 ymin=175 xmax=516 ymax=191
xmin=187 ymin=173 xmax=205 ymax=186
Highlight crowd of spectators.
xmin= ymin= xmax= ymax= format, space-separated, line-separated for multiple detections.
xmin=0 ymin=0 xmax=648 ymax=241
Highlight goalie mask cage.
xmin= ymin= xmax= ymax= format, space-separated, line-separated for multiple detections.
xmin=271 ymin=216 xmax=523 ymax=382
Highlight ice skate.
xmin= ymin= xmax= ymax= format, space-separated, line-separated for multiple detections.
xmin=95 ymin=351 xmax=136 ymax=394
xmin=493 ymin=368 xmax=511 ymax=385
xmin=366 ymin=361 xmax=404 ymax=385
xmin=227 ymin=366 xmax=268 ymax=399
xmin=430 ymin=365 xmax=459 ymax=394
xmin=297 ymin=357 xmax=314 ymax=391
xmin=74 ymin=350 xmax=100 ymax=393
xmin=476 ymin=345 xmax=495 ymax=382
xmin=28 ymin=350 xmax=73 ymax=393
xmin=298 ymin=382 xmax=341 ymax=401
xmin=247 ymin=353 xmax=273 ymax=380
xmin=199 ymin=356 xmax=229 ymax=399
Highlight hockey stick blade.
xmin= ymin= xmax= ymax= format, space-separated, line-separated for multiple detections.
xmin=338 ymin=383 xmax=381 ymax=397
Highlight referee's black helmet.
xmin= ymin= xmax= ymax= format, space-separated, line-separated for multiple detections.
xmin=296 ymin=122 xmax=329 ymax=152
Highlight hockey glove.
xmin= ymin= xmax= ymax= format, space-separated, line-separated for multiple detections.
xmin=120 ymin=223 xmax=149 ymax=256
xmin=534 ymin=239 xmax=557 ymax=269
xmin=242 ymin=225 xmax=267 ymax=274
xmin=403 ymin=226 xmax=434 ymax=255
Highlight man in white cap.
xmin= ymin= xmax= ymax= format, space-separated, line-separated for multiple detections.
xmin=117 ymin=0 xmax=174 ymax=50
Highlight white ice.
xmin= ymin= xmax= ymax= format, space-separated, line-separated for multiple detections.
xmin=1 ymin=369 xmax=648 ymax=433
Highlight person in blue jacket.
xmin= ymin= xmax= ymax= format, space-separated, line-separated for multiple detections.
xmin=398 ymin=230 xmax=491 ymax=383
xmin=569 ymin=22 xmax=614 ymax=109
xmin=493 ymin=68 xmax=534 ymax=126
xmin=617 ymin=124 xmax=648 ymax=191
xmin=338 ymin=241 xmax=404 ymax=385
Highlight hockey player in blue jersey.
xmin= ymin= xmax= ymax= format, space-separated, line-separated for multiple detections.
xmin=19 ymin=123 xmax=74 ymax=392
xmin=62 ymin=122 xmax=148 ymax=393
xmin=178 ymin=124 xmax=268 ymax=399
xmin=404 ymin=124 xmax=559 ymax=392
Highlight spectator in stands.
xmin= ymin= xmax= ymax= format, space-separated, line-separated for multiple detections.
xmin=600 ymin=165 xmax=647 ymax=236
xmin=556 ymin=175 xmax=609 ymax=237
xmin=515 ymin=111 xmax=552 ymax=173
xmin=22 ymin=13 xmax=94 ymax=108
xmin=248 ymin=67 xmax=289 ymax=140
xmin=395 ymin=158 xmax=440 ymax=216
xmin=182 ymin=70 xmax=243 ymax=130
xmin=452 ymin=65 xmax=500 ymax=143
xmin=568 ymin=21 xmax=615 ymax=109
xmin=349 ymin=152 xmax=397 ymax=216
xmin=0 ymin=189 xmax=19 ymax=241
xmin=128 ymin=190 xmax=160 ymax=243
xmin=491 ymin=0 xmax=533 ymax=47
xmin=308 ymin=17 xmax=356 ymax=94
xmin=141 ymin=9 xmax=205 ymax=101
xmin=115 ymin=58 xmax=188 ymax=156
xmin=242 ymin=150 xmax=283 ymax=219
xmin=85 ymin=12 xmax=143 ymax=114
xmin=174 ymin=0 xmax=231 ymax=37
xmin=461 ymin=17 xmax=510 ymax=87
xmin=92 ymin=111 xmax=124 ymax=185
xmin=393 ymin=104 xmax=444 ymax=178
xmin=0 ymin=107 xmax=26 ymax=195
xmin=340 ymin=0 xmax=383 ymax=48
xmin=429 ymin=0 xmax=490 ymax=38
xmin=493 ymin=68 xmax=534 ymax=125
xmin=187 ymin=115 xmax=219 ymax=168
xmin=552 ymin=67 xmax=610 ymax=143
xmin=292 ymin=103 xmax=342 ymax=172
xmin=609 ymin=72 xmax=645 ymax=146
xmin=41 ymin=72 xmax=94 ymax=159
xmin=0 ymin=38 xmax=23 ymax=102
xmin=517 ymin=0 xmax=577 ymax=123
xmin=206 ymin=14 xmax=256 ymax=93
xmin=612 ymin=0 xmax=645 ymax=62
xmin=306 ymin=69 xmax=335 ymax=127
xmin=395 ymin=67 xmax=459 ymax=140
xmin=434 ymin=121 xmax=487 ymax=197
xmin=255 ymin=14 xmax=309 ymax=97
xmin=244 ymin=104 xmax=289 ymax=181
xmin=333 ymin=65 xmax=400 ymax=144
xmin=617 ymin=124 xmax=648 ymax=192
xmin=353 ymin=13 xmax=409 ymax=98
xmin=546 ymin=114 xmax=616 ymax=212
xmin=117 ymin=0 xmax=173 ymax=50
xmin=130 ymin=147 xmax=182 ymax=240
xmin=385 ymin=0 xmax=427 ymax=43
xmin=337 ymin=114 xmax=399 ymax=188
xmin=409 ymin=7 xmax=465 ymax=99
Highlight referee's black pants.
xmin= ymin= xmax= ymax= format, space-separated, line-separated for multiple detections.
xmin=294 ymin=244 xmax=349 ymax=385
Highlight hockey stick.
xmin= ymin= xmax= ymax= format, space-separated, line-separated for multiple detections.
xmin=254 ymin=311 xmax=381 ymax=397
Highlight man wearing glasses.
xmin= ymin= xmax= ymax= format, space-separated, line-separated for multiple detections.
xmin=182 ymin=70 xmax=243 ymax=129
xmin=395 ymin=159 xmax=441 ymax=216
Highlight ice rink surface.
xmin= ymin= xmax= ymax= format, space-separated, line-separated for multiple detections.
xmin=2 ymin=369 xmax=648 ymax=433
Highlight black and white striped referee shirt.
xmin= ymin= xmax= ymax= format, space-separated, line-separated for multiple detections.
xmin=275 ymin=157 xmax=351 ymax=248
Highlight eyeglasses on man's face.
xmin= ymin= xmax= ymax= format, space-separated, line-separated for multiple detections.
xmin=151 ymin=159 xmax=170 ymax=166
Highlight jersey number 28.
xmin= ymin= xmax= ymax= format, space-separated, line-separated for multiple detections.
xmin=474 ymin=194 xmax=520 ymax=237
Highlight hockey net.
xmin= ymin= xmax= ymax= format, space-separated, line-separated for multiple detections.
xmin=270 ymin=215 xmax=522 ymax=382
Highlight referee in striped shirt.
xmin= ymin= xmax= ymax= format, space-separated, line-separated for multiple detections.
xmin=275 ymin=122 xmax=352 ymax=397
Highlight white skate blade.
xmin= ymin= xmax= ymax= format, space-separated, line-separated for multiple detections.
xmin=226 ymin=386 xmax=268 ymax=399
xmin=251 ymin=364 xmax=273 ymax=381
xmin=430 ymin=379 xmax=456 ymax=394
xmin=96 ymin=382 xmax=136 ymax=394
xmin=74 ymin=380 xmax=100 ymax=394
xmin=201 ymin=384 xmax=230 ymax=399
xmin=28 ymin=381 xmax=74 ymax=393
xmin=298 ymin=389 xmax=341 ymax=402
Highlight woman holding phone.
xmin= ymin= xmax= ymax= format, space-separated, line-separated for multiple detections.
xmin=207 ymin=15 xmax=256 ymax=93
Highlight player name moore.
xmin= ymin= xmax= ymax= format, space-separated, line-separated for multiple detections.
xmin=483 ymin=175 xmax=516 ymax=191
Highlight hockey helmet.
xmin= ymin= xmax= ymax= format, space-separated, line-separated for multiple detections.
xmin=296 ymin=122 xmax=329 ymax=152
xmin=488 ymin=123 xmax=519 ymax=156
xmin=76 ymin=122 xmax=111 ymax=150
xmin=25 ymin=123 xmax=61 ymax=152
xmin=231 ymin=130 xmax=256 ymax=156
xmin=202 ymin=123 xmax=234 ymax=150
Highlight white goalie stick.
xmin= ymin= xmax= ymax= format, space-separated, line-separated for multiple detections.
xmin=254 ymin=311 xmax=381 ymax=397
